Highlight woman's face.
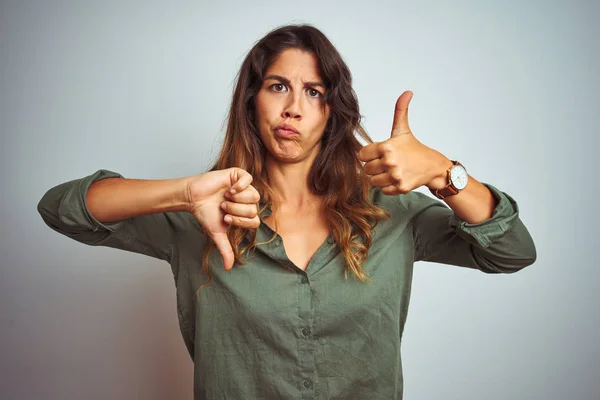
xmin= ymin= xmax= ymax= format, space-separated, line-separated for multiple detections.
xmin=255 ymin=48 xmax=331 ymax=164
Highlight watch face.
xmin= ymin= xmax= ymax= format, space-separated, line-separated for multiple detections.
xmin=450 ymin=165 xmax=468 ymax=190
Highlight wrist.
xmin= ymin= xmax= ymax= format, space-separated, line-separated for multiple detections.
xmin=181 ymin=176 xmax=195 ymax=213
xmin=426 ymin=157 xmax=453 ymax=190
xmin=151 ymin=177 xmax=193 ymax=214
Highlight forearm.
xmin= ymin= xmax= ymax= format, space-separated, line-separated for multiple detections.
xmin=427 ymin=158 xmax=497 ymax=224
xmin=86 ymin=176 xmax=191 ymax=223
xmin=442 ymin=176 xmax=497 ymax=224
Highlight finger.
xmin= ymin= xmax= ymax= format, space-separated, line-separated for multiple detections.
xmin=391 ymin=91 xmax=413 ymax=137
xmin=224 ymin=186 xmax=261 ymax=204
xmin=224 ymin=214 xmax=261 ymax=229
xmin=221 ymin=201 xmax=258 ymax=219
xmin=358 ymin=143 xmax=382 ymax=162
xmin=363 ymin=159 xmax=386 ymax=176
xmin=381 ymin=185 xmax=399 ymax=195
xmin=369 ymin=172 xmax=395 ymax=187
xmin=229 ymin=169 xmax=253 ymax=194
xmin=211 ymin=232 xmax=235 ymax=271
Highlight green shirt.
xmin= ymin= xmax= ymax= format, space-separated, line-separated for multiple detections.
xmin=37 ymin=169 xmax=536 ymax=399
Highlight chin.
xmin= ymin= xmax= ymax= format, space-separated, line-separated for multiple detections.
xmin=264 ymin=146 xmax=308 ymax=163
xmin=265 ymin=142 xmax=300 ymax=160
xmin=264 ymin=137 xmax=319 ymax=164
xmin=270 ymin=152 xmax=303 ymax=163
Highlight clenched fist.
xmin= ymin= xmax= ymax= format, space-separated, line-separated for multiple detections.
xmin=358 ymin=91 xmax=452 ymax=195
xmin=186 ymin=168 xmax=260 ymax=270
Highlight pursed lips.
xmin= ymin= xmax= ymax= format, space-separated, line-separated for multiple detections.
xmin=274 ymin=124 xmax=300 ymax=137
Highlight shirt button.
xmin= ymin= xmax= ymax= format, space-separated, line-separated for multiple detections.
xmin=301 ymin=276 xmax=308 ymax=284
xmin=301 ymin=327 xmax=310 ymax=336
xmin=303 ymin=380 xmax=312 ymax=388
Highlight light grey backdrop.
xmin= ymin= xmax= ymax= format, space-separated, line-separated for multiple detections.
xmin=1 ymin=0 xmax=598 ymax=399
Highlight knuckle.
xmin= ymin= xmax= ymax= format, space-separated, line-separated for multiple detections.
xmin=382 ymin=157 xmax=396 ymax=168
xmin=247 ymin=204 xmax=258 ymax=217
xmin=397 ymin=183 xmax=410 ymax=194
xmin=383 ymin=186 xmax=396 ymax=195
xmin=380 ymin=143 xmax=393 ymax=154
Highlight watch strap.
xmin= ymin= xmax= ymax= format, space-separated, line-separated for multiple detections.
xmin=428 ymin=160 xmax=464 ymax=200
xmin=429 ymin=185 xmax=460 ymax=199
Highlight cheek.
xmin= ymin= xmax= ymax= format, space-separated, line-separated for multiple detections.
xmin=254 ymin=100 xmax=273 ymax=143
xmin=255 ymin=97 xmax=276 ymax=127
xmin=315 ymin=110 xmax=330 ymax=134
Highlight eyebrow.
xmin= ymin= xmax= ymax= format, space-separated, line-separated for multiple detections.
xmin=263 ymin=74 xmax=326 ymax=90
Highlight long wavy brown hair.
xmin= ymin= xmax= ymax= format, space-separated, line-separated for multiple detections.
xmin=201 ymin=24 xmax=390 ymax=285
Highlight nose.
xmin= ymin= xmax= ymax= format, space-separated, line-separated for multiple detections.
xmin=282 ymin=92 xmax=302 ymax=120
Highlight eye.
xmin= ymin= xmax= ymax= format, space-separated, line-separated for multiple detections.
xmin=270 ymin=83 xmax=287 ymax=92
xmin=307 ymin=88 xmax=322 ymax=98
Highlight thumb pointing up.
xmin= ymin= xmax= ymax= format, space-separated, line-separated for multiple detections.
xmin=391 ymin=91 xmax=414 ymax=137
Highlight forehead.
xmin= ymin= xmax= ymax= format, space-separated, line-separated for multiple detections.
xmin=265 ymin=49 xmax=323 ymax=82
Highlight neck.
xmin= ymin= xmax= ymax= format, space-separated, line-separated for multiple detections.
xmin=264 ymin=155 xmax=321 ymax=210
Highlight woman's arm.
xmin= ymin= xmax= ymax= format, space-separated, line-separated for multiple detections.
xmin=37 ymin=169 xmax=196 ymax=263
xmin=85 ymin=174 xmax=190 ymax=223
xmin=427 ymin=159 xmax=499 ymax=224
xmin=403 ymin=183 xmax=537 ymax=273
xmin=38 ymin=167 xmax=260 ymax=270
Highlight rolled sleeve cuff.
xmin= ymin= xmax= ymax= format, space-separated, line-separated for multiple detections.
xmin=57 ymin=169 xmax=125 ymax=233
xmin=449 ymin=183 xmax=520 ymax=248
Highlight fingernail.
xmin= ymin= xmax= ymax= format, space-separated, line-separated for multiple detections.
xmin=224 ymin=215 xmax=233 ymax=223
xmin=230 ymin=188 xmax=237 ymax=194
xmin=221 ymin=202 xmax=227 ymax=210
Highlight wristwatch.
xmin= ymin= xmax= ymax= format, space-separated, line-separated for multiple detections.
xmin=429 ymin=160 xmax=469 ymax=199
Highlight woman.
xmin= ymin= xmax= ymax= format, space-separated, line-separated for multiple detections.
xmin=38 ymin=24 xmax=536 ymax=399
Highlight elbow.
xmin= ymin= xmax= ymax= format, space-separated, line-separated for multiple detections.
xmin=514 ymin=235 xmax=538 ymax=271
xmin=37 ymin=189 xmax=58 ymax=226
xmin=477 ymin=241 xmax=537 ymax=274
xmin=487 ymin=226 xmax=538 ymax=274
xmin=506 ymin=254 xmax=537 ymax=274
xmin=523 ymin=243 xmax=537 ymax=268
xmin=37 ymin=182 xmax=78 ymax=232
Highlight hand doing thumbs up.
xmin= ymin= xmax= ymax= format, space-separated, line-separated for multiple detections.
xmin=186 ymin=168 xmax=261 ymax=270
xmin=358 ymin=90 xmax=453 ymax=196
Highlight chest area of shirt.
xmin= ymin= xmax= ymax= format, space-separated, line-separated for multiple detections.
xmin=262 ymin=211 xmax=330 ymax=271
xmin=197 ymin=233 xmax=414 ymax=321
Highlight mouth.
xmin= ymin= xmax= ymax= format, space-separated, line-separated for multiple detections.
xmin=274 ymin=124 xmax=299 ymax=138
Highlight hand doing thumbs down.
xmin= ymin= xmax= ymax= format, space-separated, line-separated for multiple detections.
xmin=186 ymin=167 xmax=261 ymax=271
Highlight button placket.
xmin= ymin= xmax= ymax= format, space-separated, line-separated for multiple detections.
xmin=296 ymin=268 xmax=315 ymax=398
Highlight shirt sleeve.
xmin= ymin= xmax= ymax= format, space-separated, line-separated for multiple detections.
xmin=37 ymin=169 xmax=198 ymax=265
xmin=401 ymin=183 xmax=537 ymax=273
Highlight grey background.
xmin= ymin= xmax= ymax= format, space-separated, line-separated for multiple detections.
xmin=1 ymin=0 xmax=598 ymax=399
